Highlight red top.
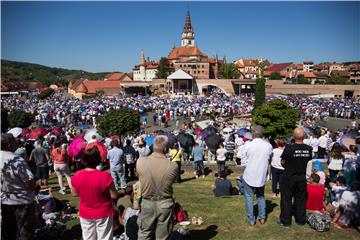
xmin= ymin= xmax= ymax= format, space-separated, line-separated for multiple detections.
xmin=306 ymin=184 xmax=325 ymax=211
xmin=71 ymin=169 xmax=114 ymax=219
xmin=51 ymin=148 xmax=68 ymax=164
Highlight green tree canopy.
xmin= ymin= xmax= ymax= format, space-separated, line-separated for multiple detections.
xmin=254 ymin=77 xmax=266 ymax=109
xmin=8 ymin=110 xmax=34 ymax=128
xmin=252 ymin=100 xmax=300 ymax=139
xmin=219 ymin=63 xmax=240 ymax=79
xmin=156 ymin=57 xmax=171 ymax=79
xmin=296 ymin=75 xmax=309 ymax=84
xmin=1 ymin=108 xmax=10 ymax=132
xmin=38 ymin=89 xmax=55 ymax=99
xmin=326 ymin=76 xmax=348 ymax=85
xmin=96 ymin=108 xmax=140 ymax=137
xmin=269 ymin=72 xmax=281 ymax=80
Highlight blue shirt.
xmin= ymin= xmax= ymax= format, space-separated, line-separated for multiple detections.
xmin=192 ymin=147 xmax=204 ymax=162
xmin=107 ymin=147 xmax=124 ymax=170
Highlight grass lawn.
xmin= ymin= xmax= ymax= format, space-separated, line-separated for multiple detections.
xmin=50 ymin=167 xmax=359 ymax=240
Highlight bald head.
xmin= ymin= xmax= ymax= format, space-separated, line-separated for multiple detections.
xmin=293 ymin=128 xmax=305 ymax=142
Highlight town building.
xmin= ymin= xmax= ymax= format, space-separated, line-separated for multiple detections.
xmin=132 ymin=51 xmax=159 ymax=81
xmin=167 ymin=10 xmax=222 ymax=79
xmin=303 ymin=61 xmax=314 ymax=72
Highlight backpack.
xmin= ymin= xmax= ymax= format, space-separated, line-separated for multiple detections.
xmin=306 ymin=212 xmax=331 ymax=232
xmin=172 ymin=202 xmax=188 ymax=223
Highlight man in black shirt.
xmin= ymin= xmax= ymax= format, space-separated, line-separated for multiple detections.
xmin=278 ymin=128 xmax=312 ymax=227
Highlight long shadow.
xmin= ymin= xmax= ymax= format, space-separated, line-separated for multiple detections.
xmin=63 ymin=223 xmax=82 ymax=240
xmin=253 ymin=200 xmax=278 ymax=219
xmin=188 ymin=225 xmax=218 ymax=240
xmin=180 ymin=177 xmax=196 ymax=183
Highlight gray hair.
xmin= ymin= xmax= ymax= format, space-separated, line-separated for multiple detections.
xmin=153 ymin=135 xmax=169 ymax=152
xmin=251 ymin=125 xmax=264 ymax=138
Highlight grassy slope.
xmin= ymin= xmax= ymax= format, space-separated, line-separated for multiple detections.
xmin=51 ymin=170 xmax=359 ymax=240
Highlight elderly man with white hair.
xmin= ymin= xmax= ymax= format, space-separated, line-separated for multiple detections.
xmin=242 ymin=125 xmax=273 ymax=225
xmin=136 ymin=135 xmax=178 ymax=240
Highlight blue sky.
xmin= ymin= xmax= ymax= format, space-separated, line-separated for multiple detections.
xmin=1 ymin=1 xmax=359 ymax=72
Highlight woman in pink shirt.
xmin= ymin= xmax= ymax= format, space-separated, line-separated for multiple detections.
xmin=51 ymin=142 xmax=72 ymax=195
xmin=71 ymin=147 xmax=119 ymax=240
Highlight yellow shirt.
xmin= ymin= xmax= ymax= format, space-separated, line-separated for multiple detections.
xmin=169 ymin=149 xmax=182 ymax=162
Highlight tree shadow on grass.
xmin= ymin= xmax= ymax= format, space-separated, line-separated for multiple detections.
xmin=63 ymin=223 xmax=82 ymax=240
xmin=188 ymin=225 xmax=218 ymax=240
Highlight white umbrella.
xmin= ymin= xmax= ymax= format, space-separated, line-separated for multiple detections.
xmin=84 ymin=129 xmax=103 ymax=142
xmin=7 ymin=127 xmax=22 ymax=138
xmin=223 ymin=127 xmax=233 ymax=133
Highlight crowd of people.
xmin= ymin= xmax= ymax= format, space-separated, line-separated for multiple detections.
xmin=1 ymin=91 xmax=360 ymax=240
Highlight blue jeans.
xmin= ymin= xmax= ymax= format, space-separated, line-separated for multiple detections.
xmin=243 ymin=179 xmax=266 ymax=224
xmin=236 ymin=176 xmax=244 ymax=195
xmin=110 ymin=167 xmax=126 ymax=190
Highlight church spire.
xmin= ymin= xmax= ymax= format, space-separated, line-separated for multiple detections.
xmin=181 ymin=10 xmax=195 ymax=47
xmin=140 ymin=50 xmax=145 ymax=65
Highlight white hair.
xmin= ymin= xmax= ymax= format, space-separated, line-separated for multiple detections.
xmin=153 ymin=135 xmax=169 ymax=152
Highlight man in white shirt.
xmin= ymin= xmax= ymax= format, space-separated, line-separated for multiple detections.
xmin=242 ymin=125 xmax=273 ymax=225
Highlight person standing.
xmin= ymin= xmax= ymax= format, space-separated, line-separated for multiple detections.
xmin=192 ymin=143 xmax=205 ymax=178
xmin=136 ymin=136 xmax=177 ymax=240
xmin=169 ymin=144 xmax=182 ymax=183
xmin=123 ymin=139 xmax=137 ymax=181
xmin=51 ymin=142 xmax=72 ymax=195
xmin=242 ymin=126 xmax=273 ymax=225
xmin=71 ymin=147 xmax=119 ymax=240
xmin=271 ymin=140 xmax=285 ymax=198
xmin=278 ymin=128 xmax=313 ymax=227
xmin=107 ymin=139 xmax=126 ymax=191
xmin=30 ymin=140 xmax=50 ymax=187
xmin=216 ymin=144 xmax=227 ymax=174
xmin=1 ymin=134 xmax=36 ymax=240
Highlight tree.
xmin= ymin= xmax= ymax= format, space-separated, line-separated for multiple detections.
xmin=8 ymin=110 xmax=34 ymax=128
xmin=1 ymin=108 xmax=10 ymax=132
xmin=252 ymin=100 xmax=301 ymax=139
xmin=219 ymin=63 xmax=240 ymax=79
xmin=296 ymin=75 xmax=309 ymax=84
xmin=96 ymin=108 xmax=140 ymax=138
xmin=38 ymin=89 xmax=55 ymax=99
xmin=254 ymin=77 xmax=266 ymax=109
xmin=156 ymin=57 xmax=170 ymax=79
xmin=269 ymin=72 xmax=281 ymax=80
xmin=326 ymin=76 xmax=348 ymax=85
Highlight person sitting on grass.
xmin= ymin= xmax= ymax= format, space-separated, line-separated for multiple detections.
xmin=306 ymin=174 xmax=325 ymax=213
xmin=325 ymin=176 xmax=348 ymax=217
xmin=313 ymin=160 xmax=326 ymax=185
xmin=331 ymin=181 xmax=360 ymax=229
xmin=212 ymin=171 xmax=232 ymax=197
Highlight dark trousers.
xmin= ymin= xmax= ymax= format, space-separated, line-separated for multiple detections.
xmin=175 ymin=161 xmax=181 ymax=182
xmin=1 ymin=203 xmax=35 ymax=240
xmin=329 ymin=169 xmax=340 ymax=182
xmin=271 ymin=167 xmax=284 ymax=194
xmin=125 ymin=162 xmax=136 ymax=180
xmin=280 ymin=175 xmax=307 ymax=225
xmin=217 ymin=161 xmax=226 ymax=174
xmin=318 ymin=147 xmax=326 ymax=158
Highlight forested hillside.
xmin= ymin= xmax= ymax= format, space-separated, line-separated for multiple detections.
xmin=1 ymin=59 xmax=110 ymax=87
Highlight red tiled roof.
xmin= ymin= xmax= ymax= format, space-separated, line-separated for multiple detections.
xmin=105 ymin=72 xmax=132 ymax=81
xmin=244 ymin=70 xmax=258 ymax=75
xmin=168 ymin=46 xmax=206 ymax=59
xmin=266 ymin=62 xmax=293 ymax=72
xmin=84 ymin=80 xmax=120 ymax=94
xmin=303 ymin=61 xmax=314 ymax=65
xmin=297 ymin=71 xmax=316 ymax=78
xmin=75 ymin=82 xmax=87 ymax=93
xmin=294 ymin=64 xmax=303 ymax=70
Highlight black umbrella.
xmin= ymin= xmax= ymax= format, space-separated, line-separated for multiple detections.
xmin=159 ymin=132 xmax=178 ymax=149
xmin=205 ymin=134 xmax=223 ymax=153
xmin=177 ymin=132 xmax=195 ymax=149
xmin=203 ymin=125 xmax=218 ymax=138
